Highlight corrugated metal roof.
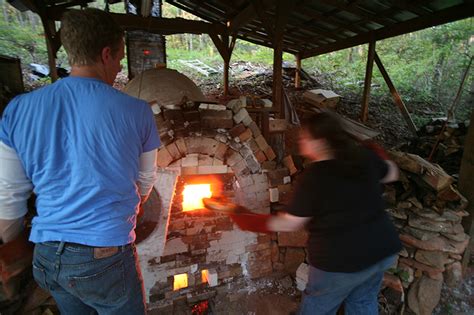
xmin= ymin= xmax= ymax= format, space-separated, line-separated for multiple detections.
xmin=167 ymin=0 xmax=473 ymax=58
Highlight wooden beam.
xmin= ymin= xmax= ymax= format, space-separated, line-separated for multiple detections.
xmin=46 ymin=9 xmax=225 ymax=35
xmin=295 ymin=53 xmax=301 ymax=88
xmin=301 ymin=3 xmax=474 ymax=59
xmin=209 ymin=31 xmax=236 ymax=97
xmin=209 ymin=32 xmax=229 ymax=60
xmin=374 ymin=52 xmax=417 ymax=136
xmin=30 ymin=0 xmax=60 ymax=82
xmin=229 ymin=3 xmax=256 ymax=33
xmin=252 ymin=0 xmax=275 ymax=40
xmin=360 ymin=40 xmax=375 ymax=122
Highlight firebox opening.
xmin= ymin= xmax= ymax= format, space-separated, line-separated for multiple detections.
xmin=201 ymin=269 xmax=209 ymax=284
xmin=182 ymin=184 xmax=212 ymax=211
xmin=173 ymin=273 xmax=188 ymax=291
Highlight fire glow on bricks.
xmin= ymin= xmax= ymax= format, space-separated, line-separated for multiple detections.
xmin=182 ymin=184 xmax=212 ymax=211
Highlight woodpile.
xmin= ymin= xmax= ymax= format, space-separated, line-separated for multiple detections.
xmin=382 ymin=150 xmax=469 ymax=314
xmin=302 ymin=89 xmax=340 ymax=109
xmin=403 ymin=118 xmax=469 ymax=176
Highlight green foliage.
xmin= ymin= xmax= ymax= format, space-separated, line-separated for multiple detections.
xmin=0 ymin=1 xmax=471 ymax=121
xmin=0 ymin=4 xmax=48 ymax=64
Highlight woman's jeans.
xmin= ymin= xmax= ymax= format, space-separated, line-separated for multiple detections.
xmin=299 ymin=254 xmax=397 ymax=315
xmin=32 ymin=241 xmax=146 ymax=315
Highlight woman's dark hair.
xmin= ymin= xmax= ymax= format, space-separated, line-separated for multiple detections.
xmin=301 ymin=112 xmax=368 ymax=178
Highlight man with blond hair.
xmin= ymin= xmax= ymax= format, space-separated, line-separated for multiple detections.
xmin=0 ymin=8 xmax=159 ymax=313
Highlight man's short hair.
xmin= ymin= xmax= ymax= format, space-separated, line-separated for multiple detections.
xmin=60 ymin=8 xmax=124 ymax=66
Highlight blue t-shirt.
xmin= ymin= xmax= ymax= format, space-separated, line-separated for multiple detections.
xmin=0 ymin=76 xmax=160 ymax=246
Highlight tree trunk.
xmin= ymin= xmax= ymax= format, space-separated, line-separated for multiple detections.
xmin=431 ymin=52 xmax=446 ymax=99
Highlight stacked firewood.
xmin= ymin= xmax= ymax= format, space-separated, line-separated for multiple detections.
xmin=382 ymin=151 xmax=469 ymax=315
xmin=403 ymin=118 xmax=469 ymax=176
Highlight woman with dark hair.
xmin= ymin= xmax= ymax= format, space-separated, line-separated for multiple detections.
xmin=228 ymin=112 xmax=402 ymax=314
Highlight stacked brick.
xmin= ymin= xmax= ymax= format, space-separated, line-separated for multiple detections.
xmin=145 ymin=97 xmax=302 ymax=308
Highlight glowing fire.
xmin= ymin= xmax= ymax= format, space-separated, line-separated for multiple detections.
xmin=182 ymin=184 xmax=212 ymax=211
xmin=173 ymin=273 xmax=188 ymax=291
xmin=201 ymin=269 xmax=209 ymax=284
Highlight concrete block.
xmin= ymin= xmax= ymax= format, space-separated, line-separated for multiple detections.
xmin=248 ymin=121 xmax=261 ymax=137
xmin=296 ymin=263 xmax=309 ymax=291
xmin=242 ymin=115 xmax=253 ymax=127
xmin=233 ymin=108 xmax=250 ymax=124
xmin=245 ymin=155 xmax=261 ymax=174
xmin=182 ymin=154 xmax=199 ymax=167
xmin=208 ymin=104 xmax=227 ymax=111
xmin=226 ymin=98 xmax=244 ymax=113
xmin=237 ymin=175 xmax=253 ymax=188
xmin=203 ymin=269 xmax=218 ymax=287
xmin=197 ymin=165 xmax=228 ymax=174
xmin=232 ymin=159 xmax=248 ymax=175
xmin=269 ymin=188 xmax=279 ymax=202
xmin=225 ymin=149 xmax=243 ymax=166
xmin=198 ymin=154 xmax=214 ymax=166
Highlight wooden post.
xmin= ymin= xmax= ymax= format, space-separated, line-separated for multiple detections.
xmin=39 ymin=16 xmax=59 ymax=82
xmin=360 ymin=40 xmax=375 ymax=122
xmin=460 ymin=111 xmax=474 ymax=271
xmin=272 ymin=0 xmax=293 ymax=118
xmin=374 ymin=52 xmax=418 ymax=136
xmin=273 ymin=39 xmax=284 ymax=117
xmin=223 ymin=58 xmax=230 ymax=96
xmin=210 ymin=32 xmax=236 ymax=97
xmin=295 ymin=53 xmax=301 ymax=89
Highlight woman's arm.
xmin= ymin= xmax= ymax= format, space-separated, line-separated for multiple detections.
xmin=267 ymin=212 xmax=311 ymax=232
xmin=380 ymin=160 xmax=399 ymax=183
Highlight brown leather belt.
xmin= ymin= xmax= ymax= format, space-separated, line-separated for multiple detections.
xmin=93 ymin=246 xmax=119 ymax=259
xmin=42 ymin=241 xmax=130 ymax=259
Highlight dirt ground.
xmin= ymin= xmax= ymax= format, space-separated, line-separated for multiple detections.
xmin=207 ymin=275 xmax=300 ymax=315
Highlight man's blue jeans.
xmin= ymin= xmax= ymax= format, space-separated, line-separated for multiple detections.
xmin=299 ymin=255 xmax=397 ymax=315
xmin=32 ymin=241 xmax=146 ymax=315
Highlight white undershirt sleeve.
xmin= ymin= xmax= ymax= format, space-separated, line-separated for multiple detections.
xmin=0 ymin=141 xmax=33 ymax=219
xmin=137 ymin=149 xmax=157 ymax=202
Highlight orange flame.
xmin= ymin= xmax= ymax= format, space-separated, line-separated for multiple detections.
xmin=201 ymin=269 xmax=209 ymax=284
xmin=182 ymin=184 xmax=212 ymax=211
xmin=173 ymin=273 xmax=188 ymax=291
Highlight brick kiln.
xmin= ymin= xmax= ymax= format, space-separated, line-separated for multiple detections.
xmin=124 ymin=69 xmax=295 ymax=310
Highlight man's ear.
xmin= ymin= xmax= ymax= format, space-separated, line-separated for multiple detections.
xmin=101 ymin=46 xmax=112 ymax=64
